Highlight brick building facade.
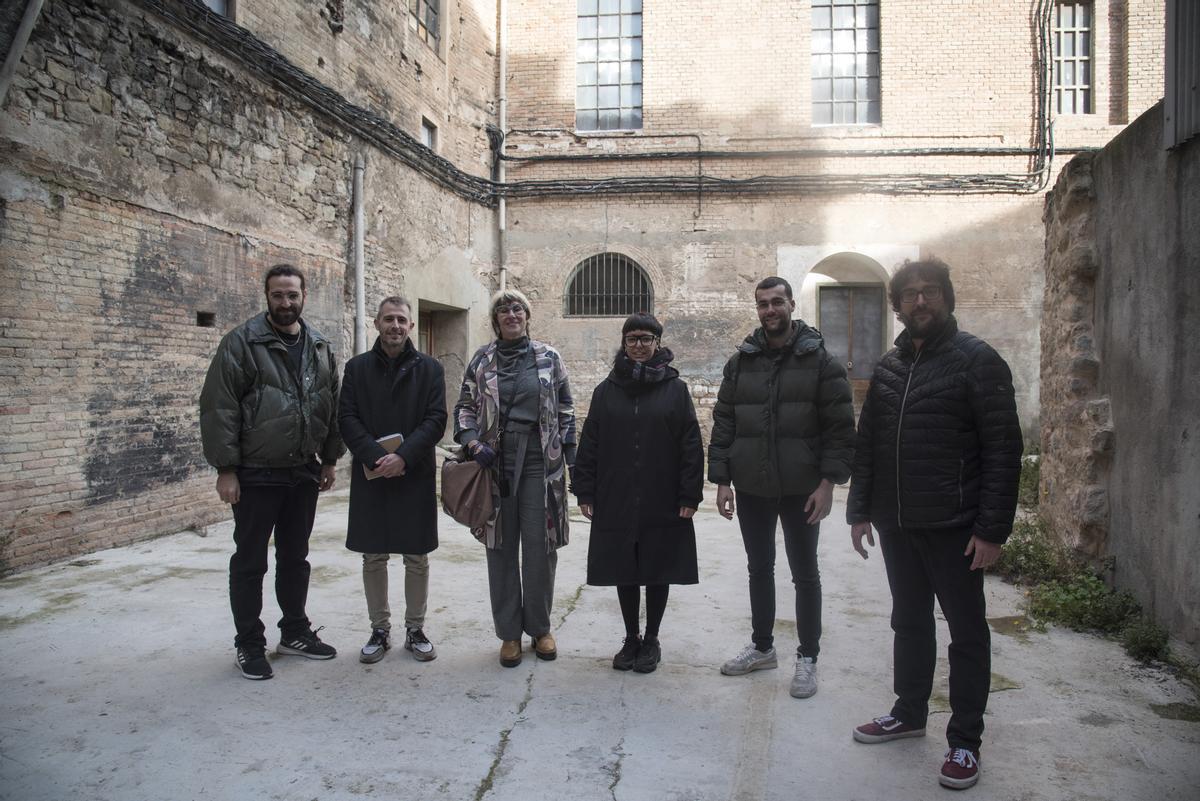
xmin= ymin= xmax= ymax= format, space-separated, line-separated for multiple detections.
xmin=0 ymin=0 xmax=1164 ymax=571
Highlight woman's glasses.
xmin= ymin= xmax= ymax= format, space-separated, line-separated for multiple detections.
xmin=624 ymin=335 xmax=658 ymax=347
xmin=494 ymin=303 xmax=527 ymax=317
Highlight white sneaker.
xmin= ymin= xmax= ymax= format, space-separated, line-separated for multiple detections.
xmin=789 ymin=656 xmax=817 ymax=698
xmin=405 ymin=627 xmax=437 ymax=661
xmin=720 ymin=644 xmax=778 ymax=675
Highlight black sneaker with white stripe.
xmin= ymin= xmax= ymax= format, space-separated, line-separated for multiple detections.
xmin=235 ymin=646 xmax=274 ymax=680
xmin=277 ymin=626 xmax=337 ymax=660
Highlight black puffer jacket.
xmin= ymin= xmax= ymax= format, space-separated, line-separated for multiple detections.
xmin=707 ymin=322 xmax=855 ymax=498
xmin=846 ymin=317 xmax=1022 ymax=543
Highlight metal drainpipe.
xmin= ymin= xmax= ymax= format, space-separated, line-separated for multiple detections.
xmin=497 ymin=0 xmax=508 ymax=292
xmin=353 ymin=153 xmax=367 ymax=355
xmin=0 ymin=0 xmax=46 ymax=107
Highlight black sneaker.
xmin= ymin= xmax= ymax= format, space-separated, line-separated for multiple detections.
xmin=634 ymin=637 xmax=662 ymax=674
xmin=612 ymin=635 xmax=641 ymax=671
xmin=359 ymin=628 xmax=390 ymax=664
xmin=404 ymin=627 xmax=437 ymax=662
xmin=235 ymin=646 xmax=273 ymax=680
xmin=277 ymin=626 xmax=337 ymax=660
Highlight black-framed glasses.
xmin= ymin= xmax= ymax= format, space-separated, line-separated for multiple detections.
xmin=494 ymin=303 xmax=527 ymax=317
xmin=623 ymin=334 xmax=658 ymax=347
xmin=899 ymin=286 xmax=943 ymax=303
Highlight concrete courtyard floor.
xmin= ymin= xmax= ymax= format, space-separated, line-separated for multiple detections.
xmin=1 ymin=486 xmax=1197 ymax=801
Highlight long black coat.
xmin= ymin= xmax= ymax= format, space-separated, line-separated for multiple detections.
xmin=846 ymin=317 xmax=1023 ymax=543
xmin=339 ymin=338 xmax=447 ymax=554
xmin=572 ymin=354 xmax=704 ymax=585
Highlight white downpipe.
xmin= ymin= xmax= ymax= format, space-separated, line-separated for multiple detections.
xmin=353 ymin=153 xmax=367 ymax=354
xmin=497 ymin=0 xmax=508 ymax=292
xmin=0 ymin=0 xmax=46 ymax=107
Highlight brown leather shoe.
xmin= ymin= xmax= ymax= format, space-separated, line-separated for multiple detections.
xmin=499 ymin=639 xmax=522 ymax=668
xmin=534 ymin=633 xmax=557 ymax=661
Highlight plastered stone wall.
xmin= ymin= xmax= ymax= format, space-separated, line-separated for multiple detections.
xmin=1041 ymin=103 xmax=1199 ymax=653
xmin=507 ymin=193 xmax=1045 ymax=438
xmin=0 ymin=0 xmax=496 ymax=571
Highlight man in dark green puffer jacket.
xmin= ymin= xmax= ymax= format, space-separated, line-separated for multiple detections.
xmin=708 ymin=276 xmax=855 ymax=700
xmin=199 ymin=264 xmax=345 ymax=681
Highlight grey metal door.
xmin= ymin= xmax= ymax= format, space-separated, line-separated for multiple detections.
xmin=818 ymin=285 xmax=885 ymax=384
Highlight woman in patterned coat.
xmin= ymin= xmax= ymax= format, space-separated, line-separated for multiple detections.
xmin=453 ymin=289 xmax=576 ymax=668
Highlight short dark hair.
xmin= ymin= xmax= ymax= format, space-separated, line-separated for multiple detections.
xmin=264 ymin=263 xmax=306 ymax=292
xmin=755 ymin=276 xmax=793 ymax=300
xmin=889 ymin=257 xmax=955 ymax=313
xmin=377 ymin=295 xmax=412 ymax=317
xmin=621 ymin=312 xmax=662 ymax=338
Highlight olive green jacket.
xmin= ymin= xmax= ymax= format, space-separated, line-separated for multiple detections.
xmin=199 ymin=313 xmax=344 ymax=471
xmin=707 ymin=322 xmax=855 ymax=498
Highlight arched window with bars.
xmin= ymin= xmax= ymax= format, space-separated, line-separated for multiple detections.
xmin=563 ymin=253 xmax=653 ymax=317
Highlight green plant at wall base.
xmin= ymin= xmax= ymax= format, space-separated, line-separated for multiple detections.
xmin=1121 ymin=616 xmax=1171 ymax=662
xmin=1029 ymin=572 xmax=1141 ymax=634
xmin=992 ymin=517 xmax=1073 ymax=585
xmin=1018 ymin=454 xmax=1041 ymax=508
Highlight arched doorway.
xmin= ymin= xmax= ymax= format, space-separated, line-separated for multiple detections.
xmin=807 ymin=253 xmax=890 ymax=408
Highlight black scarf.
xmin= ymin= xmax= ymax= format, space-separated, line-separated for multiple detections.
xmin=608 ymin=347 xmax=678 ymax=394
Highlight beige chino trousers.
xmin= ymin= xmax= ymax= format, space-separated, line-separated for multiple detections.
xmin=361 ymin=552 xmax=429 ymax=631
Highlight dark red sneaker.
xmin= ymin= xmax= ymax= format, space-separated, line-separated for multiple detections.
xmin=939 ymin=748 xmax=980 ymax=790
xmin=853 ymin=715 xmax=926 ymax=743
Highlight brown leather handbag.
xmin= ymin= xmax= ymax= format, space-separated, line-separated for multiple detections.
xmin=440 ymin=455 xmax=495 ymax=530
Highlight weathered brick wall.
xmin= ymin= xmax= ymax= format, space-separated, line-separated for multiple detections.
xmin=500 ymin=0 xmax=1163 ymax=437
xmin=1041 ymin=103 xmax=1200 ymax=654
xmin=237 ymin=0 xmax=497 ymax=177
xmin=0 ymin=0 xmax=496 ymax=571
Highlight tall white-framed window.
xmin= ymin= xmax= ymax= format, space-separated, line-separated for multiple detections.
xmin=409 ymin=0 xmax=440 ymax=48
xmin=576 ymin=0 xmax=643 ymax=131
xmin=1052 ymin=2 xmax=1093 ymax=114
xmin=811 ymin=0 xmax=880 ymax=126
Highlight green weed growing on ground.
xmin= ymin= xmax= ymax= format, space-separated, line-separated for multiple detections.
xmin=992 ymin=515 xmax=1175 ymax=664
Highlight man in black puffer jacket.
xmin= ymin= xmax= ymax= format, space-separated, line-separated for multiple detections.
xmin=708 ymin=276 xmax=855 ymax=700
xmin=847 ymin=258 xmax=1022 ymax=792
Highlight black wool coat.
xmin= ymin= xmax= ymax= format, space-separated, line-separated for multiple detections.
xmin=846 ymin=316 xmax=1023 ymax=543
xmin=572 ymin=352 xmax=705 ymax=586
xmin=339 ymin=338 xmax=447 ymax=555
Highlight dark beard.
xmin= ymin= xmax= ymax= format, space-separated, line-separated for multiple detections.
xmin=269 ymin=307 xmax=300 ymax=327
xmin=903 ymin=310 xmax=946 ymax=340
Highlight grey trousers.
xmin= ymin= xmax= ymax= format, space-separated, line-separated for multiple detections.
xmin=362 ymin=552 xmax=429 ymax=631
xmin=487 ymin=430 xmax=556 ymax=641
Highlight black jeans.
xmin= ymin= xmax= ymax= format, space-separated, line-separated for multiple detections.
xmin=878 ymin=525 xmax=990 ymax=753
xmin=229 ymin=480 xmax=319 ymax=649
xmin=735 ymin=491 xmax=821 ymax=659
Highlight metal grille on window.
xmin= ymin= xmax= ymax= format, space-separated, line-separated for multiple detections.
xmin=410 ymin=0 xmax=439 ymax=46
xmin=1053 ymin=2 xmax=1092 ymax=114
xmin=811 ymin=0 xmax=880 ymax=125
xmin=576 ymin=0 xmax=643 ymax=131
xmin=564 ymin=253 xmax=653 ymax=317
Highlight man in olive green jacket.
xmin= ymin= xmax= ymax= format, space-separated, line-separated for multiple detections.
xmin=199 ymin=264 xmax=345 ymax=680
xmin=708 ymin=276 xmax=855 ymax=699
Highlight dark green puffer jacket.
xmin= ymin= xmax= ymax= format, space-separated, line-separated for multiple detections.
xmin=199 ymin=313 xmax=345 ymax=470
xmin=707 ymin=322 xmax=855 ymax=498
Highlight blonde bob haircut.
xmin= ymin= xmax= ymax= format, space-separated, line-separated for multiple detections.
xmin=490 ymin=288 xmax=532 ymax=336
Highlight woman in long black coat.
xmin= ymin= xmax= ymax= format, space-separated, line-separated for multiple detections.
xmin=572 ymin=313 xmax=704 ymax=674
